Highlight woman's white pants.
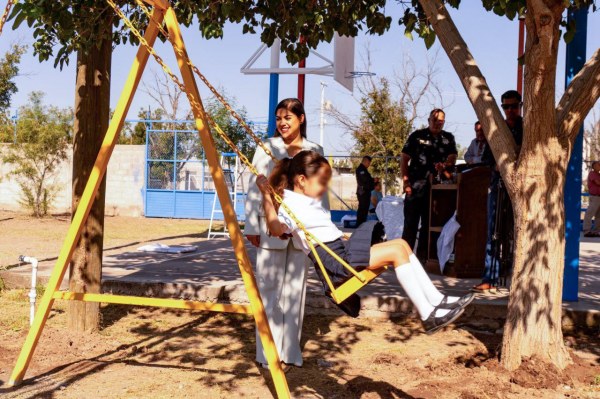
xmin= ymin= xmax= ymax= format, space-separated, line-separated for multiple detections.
xmin=255 ymin=242 xmax=308 ymax=367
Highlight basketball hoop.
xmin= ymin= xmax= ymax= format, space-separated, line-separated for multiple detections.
xmin=241 ymin=34 xmax=362 ymax=92
xmin=348 ymin=71 xmax=376 ymax=78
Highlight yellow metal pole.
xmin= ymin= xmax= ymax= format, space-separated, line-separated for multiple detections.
xmin=8 ymin=9 xmax=166 ymax=386
xmin=53 ymin=292 xmax=252 ymax=314
xmin=163 ymin=8 xmax=291 ymax=399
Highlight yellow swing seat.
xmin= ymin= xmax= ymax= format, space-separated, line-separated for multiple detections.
xmin=332 ymin=266 xmax=389 ymax=304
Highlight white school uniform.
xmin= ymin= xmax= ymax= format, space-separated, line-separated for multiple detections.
xmin=244 ymin=136 xmax=326 ymax=367
xmin=278 ymin=189 xmax=343 ymax=254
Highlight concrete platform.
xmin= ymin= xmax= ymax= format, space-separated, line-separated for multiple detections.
xmin=2 ymin=236 xmax=599 ymax=328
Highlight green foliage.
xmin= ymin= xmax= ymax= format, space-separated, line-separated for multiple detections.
xmin=118 ymin=107 xmax=163 ymax=145
xmin=400 ymin=1 xmax=596 ymax=49
xmin=10 ymin=1 xmax=391 ymax=67
xmin=204 ymin=93 xmax=264 ymax=162
xmin=9 ymin=1 xmax=598 ymax=67
xmin=0 ymin=44 xmax=26 ymax=115
xmin=351 ymin=78 xmax=412 ymax=194
xmin=2 ymin=92 xmax=72 ymax=217
xmin=0 ymin=44 xmax=26 ymax=142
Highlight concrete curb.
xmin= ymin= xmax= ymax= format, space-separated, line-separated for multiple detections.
xmin=2 ymin=269 xmax=597 ymax=330
xmin=101 ymin=279 xmax=598 ymax=331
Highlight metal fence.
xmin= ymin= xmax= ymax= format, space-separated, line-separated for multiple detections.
xmin=141 ymin=119 xmax=266 ymax=219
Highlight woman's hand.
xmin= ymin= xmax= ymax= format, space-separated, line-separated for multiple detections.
xmin=256 ymin=174 xmax=269 ymax=194
xmin=246 ymin=235 xmax=260 ymax=247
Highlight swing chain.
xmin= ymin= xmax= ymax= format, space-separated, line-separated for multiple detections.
xmin=132 ymin=0 xmax=277 ymax=163
xmin=107 ymin=0 xmax=367 ymax=287
xmin=108 ymin=0 xmax=255 ymax=172
xmin=0 ymin=0 xmax=15 ymax=37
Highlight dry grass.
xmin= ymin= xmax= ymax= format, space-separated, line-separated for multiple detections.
xmin=0 ymin=288 xmax=598 ymax=399
xmin=0 ymin=210 xmax=211 ymax=268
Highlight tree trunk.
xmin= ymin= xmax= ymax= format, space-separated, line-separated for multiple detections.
xmin=67 ymin=19 xmax=112 ymax=332
xmin=501 ymin=0 xmax=571 ymax=370
xmin=502 ymin=141 xmax=571 ymax=370
xmin=418 ymin=0 xmax=573 ymax=370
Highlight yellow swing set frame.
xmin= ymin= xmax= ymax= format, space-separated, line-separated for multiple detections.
xmin=5 ymin=1 xmax=387 ymax=397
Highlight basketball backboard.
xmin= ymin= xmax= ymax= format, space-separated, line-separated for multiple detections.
xmin=241 ymin=34 xmax=356 ymax=93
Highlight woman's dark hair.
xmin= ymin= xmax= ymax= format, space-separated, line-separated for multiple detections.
xmin=268 ymin=150 xmax=330 ymax=210
xmin=274 ymin=98 xmax=307 ymax=138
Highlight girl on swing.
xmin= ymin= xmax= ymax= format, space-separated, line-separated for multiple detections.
xmin=256 ymin=150 xmax=474 ymax=334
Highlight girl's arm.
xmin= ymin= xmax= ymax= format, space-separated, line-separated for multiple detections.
xmin=256 ymin=175 xmax=287 ymax=237
xmin=244 ymin=146 xmax=268 ymax=237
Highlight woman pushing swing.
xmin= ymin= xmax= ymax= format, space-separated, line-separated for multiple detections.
xmin=257 ymin=150 xmax=474 ymax=334
xmin=244 ymin=99 xmax=325 ymax=368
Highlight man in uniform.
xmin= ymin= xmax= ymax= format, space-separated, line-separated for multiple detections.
xmin=355 ymin=155 xmax=374 ymax=226
xmin=401 ymin=109 xmax=458 ymax=261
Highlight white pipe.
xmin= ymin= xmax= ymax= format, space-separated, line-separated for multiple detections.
xmin=19 ymin=256 xmax=38 ymax=326
xmin=270 ymin=38 xmax=280 ymax=69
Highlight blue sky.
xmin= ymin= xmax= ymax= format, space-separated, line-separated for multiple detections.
xmin=1 ymin=2 xmax=599 ymax=155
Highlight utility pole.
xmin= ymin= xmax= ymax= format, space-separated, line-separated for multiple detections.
xmin=319 ymin=81 xmax=327 ymax=147
xmin=268 ymin=39 xmax=280 ymax=137
xmin=517 ymin=16 xmax=525 ymax=95
xmin=12 ymin=109 xmax=17 ymax=144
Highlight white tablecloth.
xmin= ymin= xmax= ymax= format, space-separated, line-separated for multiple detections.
xmin=375 ymin=196 xmax=404 ymax=240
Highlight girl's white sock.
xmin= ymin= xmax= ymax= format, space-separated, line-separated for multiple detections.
xmin=395 ymin=263 xmax=450 ymax=320
xmin=409 ymin=254 xmax=460 ymax=306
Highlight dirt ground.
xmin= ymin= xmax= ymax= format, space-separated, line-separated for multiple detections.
xmin=0 ymin=289 xmax=598 ymax=399
xmin=0 ymin=210 xmax=213 ymax=268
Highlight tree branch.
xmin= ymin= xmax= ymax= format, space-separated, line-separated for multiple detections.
xmin=419 ymin=0 xmax=518 ymax=183
xmin=557 ymin=46 xmax=600 ymax=141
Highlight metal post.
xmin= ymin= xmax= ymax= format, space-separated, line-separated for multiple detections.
xmin=563 ymin=7 xmax=588 ymax=302
xmin=319 ymin=81 xmax=327 ymax=146
xmin=298 ymin=36 xmax=306 ymax=104
xmin=517 ymin=17 xmax=525 ymax=95
xmin=12 ymin=109 xmax=17 ymax=144
xmin=268 ymin=39 xmax=280 ymax=137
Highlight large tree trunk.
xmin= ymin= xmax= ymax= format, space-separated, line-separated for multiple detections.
xmin=501 ymin=0 xmax=571 ymax=370
xmin=67 ymin=18 xmax=112 ymax=332
xmin=502 ymin=142 xmax=571 ymax=370
xmin=419 ymin=0 xmax=572 ymax=370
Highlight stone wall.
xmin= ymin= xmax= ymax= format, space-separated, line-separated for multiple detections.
xmin=0 ymin=144 xmax=145 ymax=216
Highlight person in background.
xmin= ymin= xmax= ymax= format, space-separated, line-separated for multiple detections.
xmin=583 ymin=161 xmax=600 ymax=237
xmin=473 ymin=90 xmax=523 ymax=293
xmin=464 ymin=121 xmax=487 ymax=165
xmin=401 ymin=109 xmax=458 ymax=261
xmin=370 ymin=180 xmax=383 ymax=214
xmin=355 ymin=155 xmax=375 ymax=226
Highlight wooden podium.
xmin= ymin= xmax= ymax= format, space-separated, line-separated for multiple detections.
xmin=425 ymin=166 xmax=491 ymax=278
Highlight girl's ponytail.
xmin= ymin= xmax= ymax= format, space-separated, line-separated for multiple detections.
xmin=268 ymin=157 xmax=292 ymax=211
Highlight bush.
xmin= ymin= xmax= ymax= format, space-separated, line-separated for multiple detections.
xmin=2 ymin=92 xmax=72 ymax=217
